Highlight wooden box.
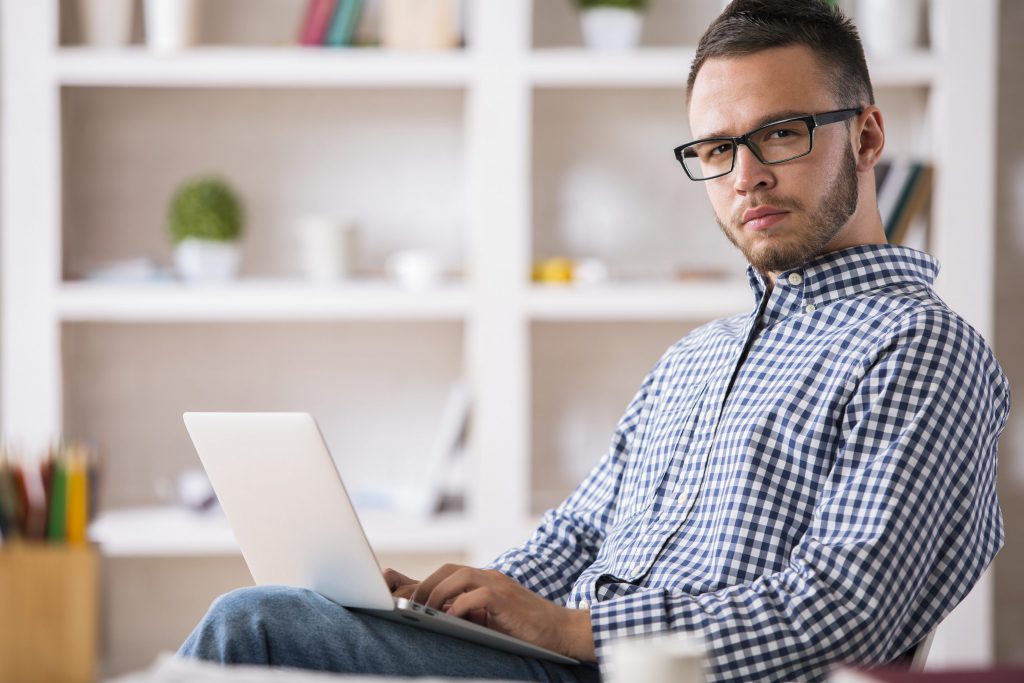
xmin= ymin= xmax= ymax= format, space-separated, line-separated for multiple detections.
xmin=0 ymin=543 xmax=99 ymax=683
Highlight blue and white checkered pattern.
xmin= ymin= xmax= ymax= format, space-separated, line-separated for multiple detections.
xmin=489 ymin=244 xmax=1010 ymax=682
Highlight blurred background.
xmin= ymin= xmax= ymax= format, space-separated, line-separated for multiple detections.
xmin=0 ymin=0 xmax=1021 ymax=679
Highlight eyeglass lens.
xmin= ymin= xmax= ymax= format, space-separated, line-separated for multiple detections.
xmin=681 ymin=119 xmax=813 ymax=180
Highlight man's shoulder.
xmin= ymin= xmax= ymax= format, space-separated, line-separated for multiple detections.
xmin=859 ymin=291 xmax=1009 ymax=399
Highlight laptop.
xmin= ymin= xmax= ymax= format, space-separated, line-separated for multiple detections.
xmin=182 ymin=412 xmax=578 ymax=666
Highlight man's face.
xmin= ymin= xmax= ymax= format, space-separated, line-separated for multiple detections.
xmin=688 ymin=45 xmax=860 ymax=275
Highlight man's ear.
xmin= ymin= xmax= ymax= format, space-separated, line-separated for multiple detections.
xmin=855 ymin=106 xmax=885 ymax=172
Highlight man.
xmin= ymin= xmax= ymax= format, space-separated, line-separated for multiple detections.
xmin=180 ymin=1 xmax=1010 ymax=681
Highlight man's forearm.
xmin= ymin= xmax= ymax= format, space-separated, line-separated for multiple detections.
xmin=559 ymin=607 xmax=596 ymax=662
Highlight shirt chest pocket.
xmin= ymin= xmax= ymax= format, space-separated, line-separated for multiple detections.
xmin=621 ymin=381 xmax=709 ymax=517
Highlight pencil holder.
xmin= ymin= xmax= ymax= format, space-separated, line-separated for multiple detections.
xmin=0 ymin=542 xmax=99 ymax=683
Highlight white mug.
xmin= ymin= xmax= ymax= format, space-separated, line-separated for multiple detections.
xmin=297 ymin=216 xmax=359 ymax=283
xmin=606 ymin=633 xmax=706 ymax=683
xmin=144 ymin=0 xmax=199 ymax=52
xmin=77 ymin=0 xmax=134 ymax=47
xmin=385 ymin=249 xmax=446 ymax=289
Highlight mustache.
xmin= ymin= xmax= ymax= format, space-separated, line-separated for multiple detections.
xmin=730 ymin=195 xmax=804 ymax=226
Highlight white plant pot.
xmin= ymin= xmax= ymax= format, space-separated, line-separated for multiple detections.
xmin=76 ymin=0 xmax=134 ymax=48
xmin=173 ymin=239 xmax=241 ymax=283
xmin=144 ymin=0 xmax=199 ymax=53
xmin=857 ymin=0 xmax=925 ymax=57
xmin=581 ymin=8 xmax=643 ymax=51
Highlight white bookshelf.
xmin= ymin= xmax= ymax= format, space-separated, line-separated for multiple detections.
xmin=0 ymin=0 xmax=1000 ymax=668
xmin=56 ymin=280 xmax=470 ymax=322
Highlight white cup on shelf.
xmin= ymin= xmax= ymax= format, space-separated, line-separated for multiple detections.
xmin=144 ymin=0 xmax=199 ymax=52
xmin=605 ymin=633 xmax=706 ymax=683
xmin=385 ymin=249 xmax=447 ymax=289
xmin=296 ymin=216 xmax=360 ymax=283
xmin=76 ymin=0 xmax=134 ymax=48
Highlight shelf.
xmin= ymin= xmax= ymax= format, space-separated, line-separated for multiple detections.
xmin=56 ymin=279 xmax=470 ymax=322
xmin=88 ymin=506 xmax=473 ymax=557
xmin=529 ymin=48 xmax=938 ymax=89
xmin=52 ymin=47 xmax=474 ymax=88
xmin=526 ymin=280 xmax=753 ymax=321
xmin=48 ymin=46 xmax=938 ymax=91
xmin=529 ymin=48 xmax=696 ymax=88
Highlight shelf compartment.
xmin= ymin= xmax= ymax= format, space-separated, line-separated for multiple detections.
xmin=528 ymin=48 xmax=937 ymax=89
xmin=88 ymin=506 xmax=472 ymax=557
xmin=527 ymin=281 xmax=752 ymax=321
xmin=530 ymin=320 xmax=699 ymax=514
xmin=53 ymin=47 xmax=475 ymax=88
xmin=532 ymin=87 xmax=734 ymax=280
xmin=62 ymin=321 xmax=466 ymax=512
xmin=56 ymin=280 xmax=470 ymax=322
xmin=61 ymin=86 xmax=465 ymax=280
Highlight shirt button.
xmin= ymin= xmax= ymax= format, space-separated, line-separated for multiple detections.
xmin=804 ymin=303 xmax=817 ymax=314
xmin=632 ymin=563 xmax=644 ymax=575
xmin=787 ymin=272 xmax=804 ymax=286
xmin=578 ymin=601 xmax=590 ymax=610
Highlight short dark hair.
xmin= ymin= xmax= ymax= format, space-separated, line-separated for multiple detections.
xmin=686 ymin=0 xmax=874 ymax=109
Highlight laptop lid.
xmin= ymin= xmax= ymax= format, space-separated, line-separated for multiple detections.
xmin=182 ymin=411 xmax=395 ymax=611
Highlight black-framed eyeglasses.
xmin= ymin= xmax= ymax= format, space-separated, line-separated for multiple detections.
xmin=674 ymin=107 xmax=864 ymax=181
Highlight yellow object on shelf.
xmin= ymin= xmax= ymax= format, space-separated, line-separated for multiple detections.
xmin=532 ymin=257 xmax=575 ymax=284
xmin=0 ymin=542 xmax=99 ymax=683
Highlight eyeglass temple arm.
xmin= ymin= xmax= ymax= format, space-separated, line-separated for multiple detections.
xmin=812 ymin=108 xmax=864 ymax=126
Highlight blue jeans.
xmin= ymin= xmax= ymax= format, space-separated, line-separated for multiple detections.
xmin=178 ymin=586 xmax=602 ymax=681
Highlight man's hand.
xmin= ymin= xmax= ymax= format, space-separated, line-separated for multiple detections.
xmin=409 ymin=563 xmax=596 ymax=662
xmin=383 ymin=567 xmax=419 ymax=599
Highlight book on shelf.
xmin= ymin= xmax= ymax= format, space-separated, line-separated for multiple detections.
xmin=875 ymin=158 xmax=932 ymax=247
xmin=325 ymin=0 xmax=366 ymax=47
xmin=298 ymin=0 xmax=339 ymax=46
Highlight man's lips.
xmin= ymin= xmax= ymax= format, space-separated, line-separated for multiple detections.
xmin=741 ymin=206 xmax=789 ymax=231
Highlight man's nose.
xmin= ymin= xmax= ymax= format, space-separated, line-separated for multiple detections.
xmin=731 ymin=143 xmax=776 ymax=194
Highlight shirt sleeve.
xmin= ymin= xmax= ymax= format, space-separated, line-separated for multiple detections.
xmin=485 ymin=368 xmax=655 ymax=603
xmin=588 ymin=308 xmax=1010 ymax=682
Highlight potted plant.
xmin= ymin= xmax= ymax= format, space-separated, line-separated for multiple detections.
xmin=576 ymin=0 xmax=647 ymax=51
xmin=168 ymin=176 xmax=245 ymax=283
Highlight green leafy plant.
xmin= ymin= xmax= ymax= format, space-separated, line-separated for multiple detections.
xmin=576 ymin=0 xmax=648 ymax=11
xmin=167 ymin=176 xmax=244 ymax=244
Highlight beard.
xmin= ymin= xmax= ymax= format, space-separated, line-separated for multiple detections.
xmin=716 ymin=143 xmax=859 ymax=274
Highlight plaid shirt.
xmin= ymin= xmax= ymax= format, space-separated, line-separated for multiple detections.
xmin=489 ymin=244 xmax=1009 ymax=682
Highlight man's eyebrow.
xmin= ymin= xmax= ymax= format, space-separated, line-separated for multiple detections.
xmin=695 ymin=109 xmax=811 ymax=140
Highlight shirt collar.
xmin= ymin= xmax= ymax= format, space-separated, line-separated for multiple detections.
xmin=745 ymin=244 xmax=940 ymax=325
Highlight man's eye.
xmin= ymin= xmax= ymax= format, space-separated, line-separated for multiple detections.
xmin=767 ymin=128 xmax=801 ymax=140
xmin=709 ymin=143 xmax=733 ymax=157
